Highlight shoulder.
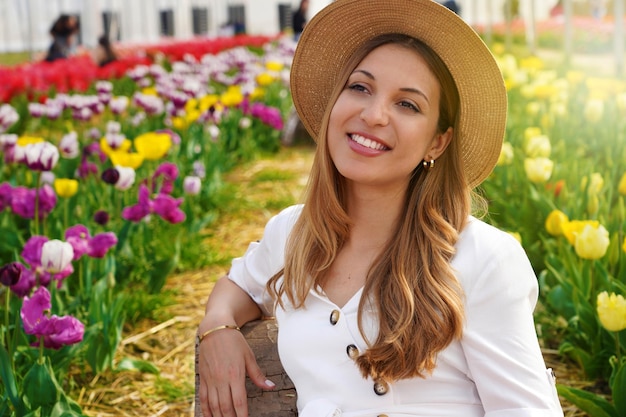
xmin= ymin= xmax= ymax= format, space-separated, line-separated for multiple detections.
xmin=261 ymin=204 xmax=303 ymax=243
xmin=453 ymin=216 xmax=537 ymax=300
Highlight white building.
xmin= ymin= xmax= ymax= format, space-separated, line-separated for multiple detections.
xmin=0 ymin=0 xmax=567 ymax=54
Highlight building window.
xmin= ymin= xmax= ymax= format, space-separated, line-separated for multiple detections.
xmin=227 ymin=5 xmax=246 ymax=35
xmin=278 ymin=4 xmax=292 ymax=32
xmin=159 ymin=9 xmax=174 ymax=37
xmin=102 ymin=11 xmax=121 ymax=41
xmin=192 ymin=7 xmax=210 ymax=35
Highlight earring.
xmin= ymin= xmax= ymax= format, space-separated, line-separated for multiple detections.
xmin=422 ymin=159 xmax=435 ymax=169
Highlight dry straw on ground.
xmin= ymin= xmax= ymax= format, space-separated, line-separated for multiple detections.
xmin=74 ymin=144 xmax=592 ymax=416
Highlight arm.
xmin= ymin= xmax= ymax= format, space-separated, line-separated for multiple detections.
xmin=460 ymin=230 xmax=563 ymax=416
xmin=198 ymin=276 xmax=274 ymax=417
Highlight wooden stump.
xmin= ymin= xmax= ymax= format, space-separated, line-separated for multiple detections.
xmin=195 ymin=319 xmax=298 ymax=416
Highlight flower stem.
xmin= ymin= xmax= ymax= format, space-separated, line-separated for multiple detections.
xmin=33 ymin=171 xmax=42 ymax=236
xmin=3 ymin=289 xmax=9 ymax=349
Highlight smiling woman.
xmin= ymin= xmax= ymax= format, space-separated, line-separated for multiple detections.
xmin=196 ymin=1 xmax=564 ymax=416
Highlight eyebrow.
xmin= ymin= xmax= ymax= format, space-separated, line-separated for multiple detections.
xmin=353 ymin=69 xmax=430 ymax=104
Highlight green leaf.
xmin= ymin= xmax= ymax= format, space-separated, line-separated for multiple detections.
xmin=0 ymin=343 xmax=27 ymax=416
xmin=611 ymin=358 xmax=626 ymax=415
xmin=50 ymin=395 xmax=86 ymax=417
xmin=22 ymin=359 xmax=60 ymax=410
xmin=115 ymin=357 xmax=160 ymax=374
xmin=556 ymin=384 xmax=619 ymax=417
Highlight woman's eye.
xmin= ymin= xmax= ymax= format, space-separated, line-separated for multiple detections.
xmin=399 ymin=101 xmax=419 ymax=112
xmin=347 ymin=83 xmax=368 ymax=93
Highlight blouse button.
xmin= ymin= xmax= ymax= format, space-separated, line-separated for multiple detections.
xmin=346 ymin=344 xmax=359 ymax=359
xmin=329 ymin=309 xmax=340 ymax=325
xmin=377 ymin=415 xmax=389 ymax=417
xmin=373 ymin=380 xmax=389 ymax=396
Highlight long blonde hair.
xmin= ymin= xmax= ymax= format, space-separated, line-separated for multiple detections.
xmin=268 ymin=34 xmax=474 ymax=382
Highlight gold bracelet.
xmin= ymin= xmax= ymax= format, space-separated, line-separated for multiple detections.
xmin=197 ymin=324 xmax=241 ymax=344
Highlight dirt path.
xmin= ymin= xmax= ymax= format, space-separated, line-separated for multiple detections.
xmin=78 ymin=144 xmax=315 ymax=417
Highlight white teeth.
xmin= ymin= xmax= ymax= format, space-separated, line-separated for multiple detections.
xmin=350 ymin=134 xmax=387 ymax=150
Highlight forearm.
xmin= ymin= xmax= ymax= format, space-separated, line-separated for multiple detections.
xmin=201 ymin=275 xmax=263 ymax=331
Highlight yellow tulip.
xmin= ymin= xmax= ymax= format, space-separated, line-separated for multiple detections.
xmin=185 ymin=98 xmax=199 ymax=113
xmin=575 ymin=223 xmax=610 ymax=260
xmin=524 ymin=127 xmax=542 ymax=142
xmin=533 ymin=84 xmax=559 ymax=100
xmin=623 ymin=236 xmax=626 ymax=253
xmin=545 ymin=210 xmax=569 ymax=237
xmin=100 ymin=137 xmax=132 ymax=156
xmin=581 ymin=172 xmax=604 ymax=196
xmin=597 ymin=291 xmax=626 ymax=332
xmin=497 ymin=142 xmax=514 ymax=166
xmin=134 ymin=132 xmax=172 ymax=160
xmin=199 ymin=94 xmax=220 ymax=112
xmin=109 ymin=151 xmax=144 ymax=169
xmin=17 ymin=136 xmax=44 ymax=146
xmin=220 ymin=86 xmax=244 ymax=107
xmin=265 ymin=60 xmax=284 ymax=72
xmin=618 ymin=172 xmax=626 ymax=196
xmin=524 ymin=157 xmax=553 ymax=183
xmin=584 ymin=98 xmax=604 ymax=122
xmin=141 ymin=87 xmax=158 ymax=96
xmin=566 ymin=70 xmax=585 ymax=85
xmin=53 ymin=178 xmax=79 ymax=198
xmin=526 ymin=102 xmax=541 ymax=116
xmin=256 ymin=72 xmax=275 ymax=87
xmin=561 ymin=220 xmax=600 ymax=245
xmin=524 ymin=135 xmax=551 ymax=158
xmin=519 ymin=56 xmax=544 ymax=71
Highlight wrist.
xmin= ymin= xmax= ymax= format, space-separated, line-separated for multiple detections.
xmin=197 ymin=324 xmax=241 ymax=344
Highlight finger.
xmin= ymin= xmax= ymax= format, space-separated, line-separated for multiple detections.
xmin=245 ymin=353 xmax=276 ymax=390
xmin=215 ymin=383 xmax=239 ymax=417
xmin=199 ymin=379 xmax=212 ymax=417
xmin=230 ymin=375 xmax=250 ymax=417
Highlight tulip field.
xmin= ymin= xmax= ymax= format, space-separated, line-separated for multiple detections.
xmin=0 ymin=33 xmax=625 ymax=416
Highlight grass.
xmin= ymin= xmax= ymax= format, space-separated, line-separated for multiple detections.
xmin=0 ymin=51 xmax=34 ymax=67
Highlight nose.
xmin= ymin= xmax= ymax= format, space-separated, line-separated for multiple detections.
xmin=359 ymin=98 xmax=389 ymax=127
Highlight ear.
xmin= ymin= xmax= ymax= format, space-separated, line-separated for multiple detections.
xmin=427 ymin=127 xmax=453 ymax=160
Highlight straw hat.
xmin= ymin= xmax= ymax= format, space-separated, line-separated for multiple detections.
xmin=290 ymin=0 xmax=507 ymax=188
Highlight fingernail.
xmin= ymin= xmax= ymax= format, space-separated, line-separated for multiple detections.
xmin=265 ymin=379 xmax=276 ymax=388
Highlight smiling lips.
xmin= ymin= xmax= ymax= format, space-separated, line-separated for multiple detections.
xmin=349 ymin=133 xmax=389 ymax=151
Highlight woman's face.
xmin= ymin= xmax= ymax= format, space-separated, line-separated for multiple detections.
xmin=327 ymin=43 xmax=452 ymax=191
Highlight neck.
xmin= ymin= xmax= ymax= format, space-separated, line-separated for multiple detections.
xmin=345 ymin=182 xmax=406 ymax=249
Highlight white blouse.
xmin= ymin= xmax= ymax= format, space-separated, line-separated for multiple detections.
xmin=229 ymin=205 xmax=564 ymax=417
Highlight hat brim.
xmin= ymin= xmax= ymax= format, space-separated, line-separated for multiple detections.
xmin=290 ymin=0 xmax=507 ymax=188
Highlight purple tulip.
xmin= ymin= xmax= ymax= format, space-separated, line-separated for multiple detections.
xmin=0 ymin=133 xmax=17 ymax=151
xmin=0 ymin=262 xmax=22 ymax=286
xmin=93 ymin=210 xmax=110 ymax=225
xmin=88 ymin=232 xmax=118 ymax=258
xmin=11 ymin=185 xmax=57 ymax=219
xmin=21 ymin=286 xmax=52 ymax=335
xmin=101 ymin=168 xmax=120 ymax=185
xmin=65 ymin=224 xmax=117 ymax=259
xmin=42 ymin=315 xmax=85 ymax=349
xmin=21 ymin=286 xmax=85 ymax=349
xmin=0 ymin=182 xmax=12 ymax=211
xmin=122 ymin=184 xmax=185 ymax=224
xmin=10 ymin=265 xmax=37 ymax=298
xmin=153 ymin=162 xmax=178 ymax=194
xmin=77 ymin=159 xmax=99 ymax=179
xmin=153 ymin=193 xmax=186 ymax=223
xmin=121 ymin=185 xmax=152 ymax=222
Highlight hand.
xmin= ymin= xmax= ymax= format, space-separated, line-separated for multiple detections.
xmin=198 ymin=327 xmax=275 ymax=417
